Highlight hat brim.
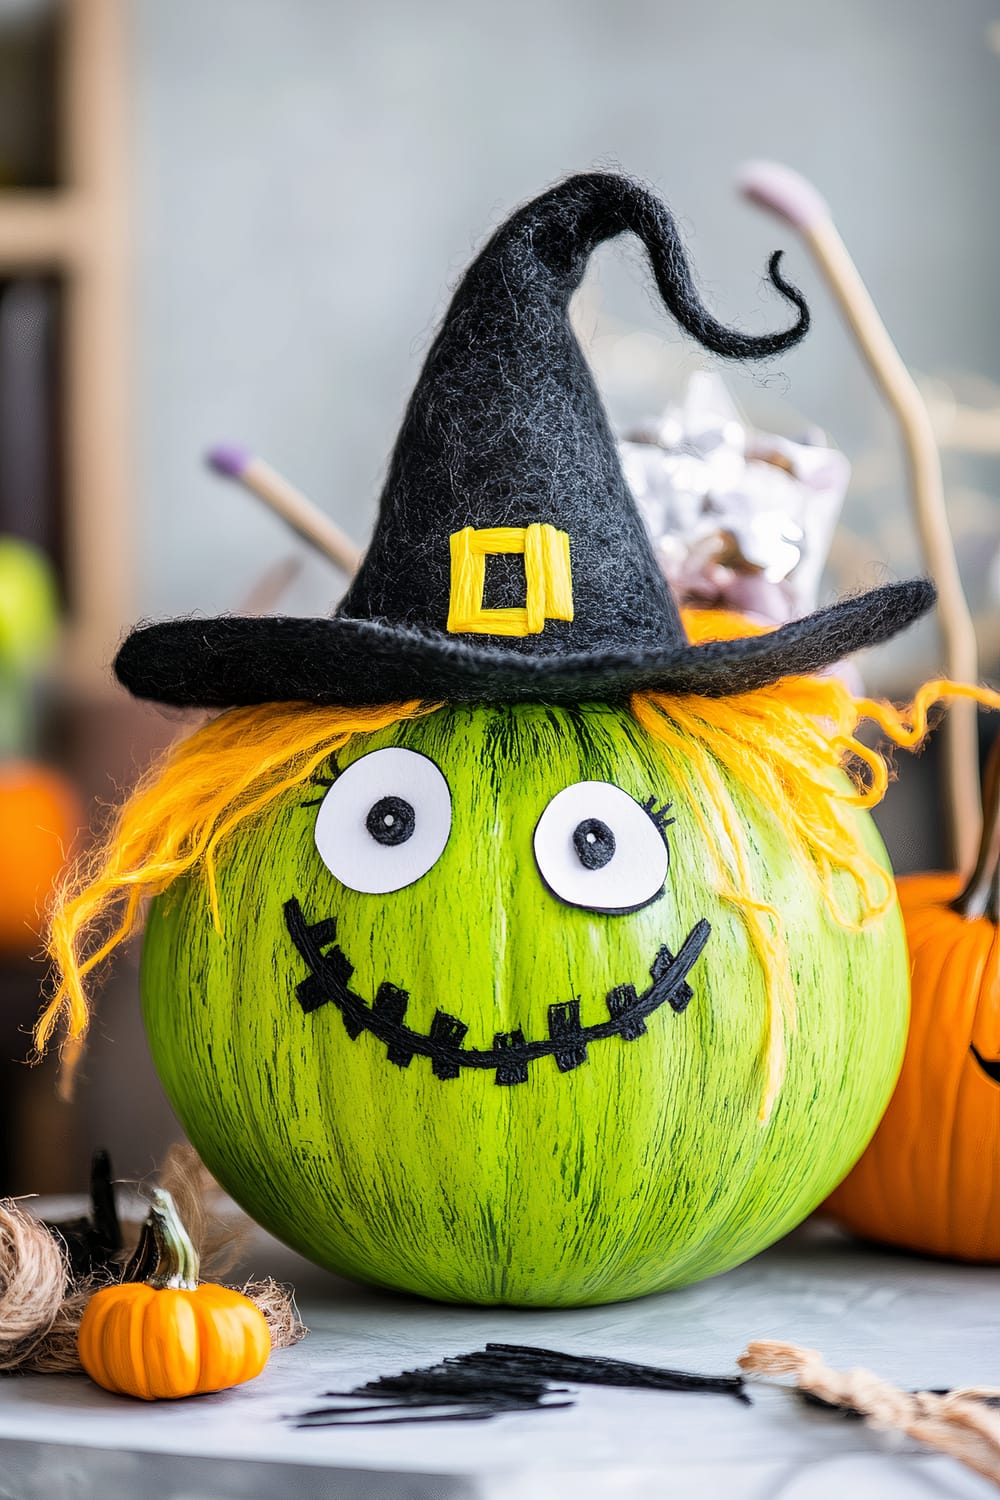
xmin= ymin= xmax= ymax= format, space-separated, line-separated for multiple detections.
xmin=114 ymin=578 xmax=934 ymax=710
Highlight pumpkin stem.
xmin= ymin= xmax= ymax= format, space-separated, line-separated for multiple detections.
xmin=951 ymin=732 xmax=1000 ymax=923
xmin=127 ymin=1189 xmax=200 ymax=1291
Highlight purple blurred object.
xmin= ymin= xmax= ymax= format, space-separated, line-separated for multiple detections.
xmin=620 ymin=372 xmax=850 ymax=628
xmin=206 ymin=443 xmax=252 ymax=479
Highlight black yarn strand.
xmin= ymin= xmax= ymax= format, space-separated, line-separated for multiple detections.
xmin=290 ymin=1343 xmax=748 ymax=1429
xmin=478 ymin=1343 xmax=749 ymax=1402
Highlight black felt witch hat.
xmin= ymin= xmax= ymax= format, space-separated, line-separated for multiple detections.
xmin=116 ymin=173 xmax=933 ymax=708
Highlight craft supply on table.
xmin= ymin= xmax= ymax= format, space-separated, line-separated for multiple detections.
xmin=293 ymin=1343 xmax=747 ymax=1426
xmin=740 ymin=1340 xmax=1000 ymax=1489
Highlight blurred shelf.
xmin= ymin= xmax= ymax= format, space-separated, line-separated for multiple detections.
xmin=0 ymin=0 xmax=59 ymax=191
xmin=0 ymin=190 xmax=88 ymax=267
xmin=0 ymin=0 xmax=131 ymax=692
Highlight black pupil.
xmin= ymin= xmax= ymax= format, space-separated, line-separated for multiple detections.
xmin=573 ymin=818 xmax=616 ymax=870
xmin=366 ymin=796 xmax=416 ymax=847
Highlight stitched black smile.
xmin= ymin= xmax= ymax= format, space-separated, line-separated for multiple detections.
xmin=284 ymin=897 xmax=711 ymax=1086
xmin=971 ymin=1045 xmax=1000 ymax=1086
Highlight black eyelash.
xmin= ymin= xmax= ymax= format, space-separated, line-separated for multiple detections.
xmin=642 ymin=795 xmax=676 ymax=839
xmin=301 ymin=755 xmax=341 ymax=808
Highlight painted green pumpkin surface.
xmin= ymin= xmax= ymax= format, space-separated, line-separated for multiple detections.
xmin=142 ymin=703 xmax=907 ymax=1306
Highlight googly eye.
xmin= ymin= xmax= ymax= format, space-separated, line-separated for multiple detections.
xmin=314 ymin=747 xmax=451 ymax=894
xmin=533 ymin=780 xmax=669 ymax=913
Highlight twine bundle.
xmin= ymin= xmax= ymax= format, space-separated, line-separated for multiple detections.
xmin=740 ymin=1340 xmax=1000 ymax=1488
xmin=0 ymin=1199 xmax=76 ymax=1373
xmin=0 ymin=1144 xmax=305 ymax=1376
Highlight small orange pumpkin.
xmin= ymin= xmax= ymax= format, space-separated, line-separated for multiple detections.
xmin=78 ymin=1189 xmax=271 ymax=1400
xmin=827 ymin=732 xmax=1000 ymax=1260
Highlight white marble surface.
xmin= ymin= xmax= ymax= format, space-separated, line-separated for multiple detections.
xmin=1 ymin=1217 xmax=998 ymax=1499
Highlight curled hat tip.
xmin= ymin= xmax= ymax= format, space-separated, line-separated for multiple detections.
xmin=206 ymin=443 xmax=251 ymax=479
xmin=736 ymin=161 xmax=830 ymax=232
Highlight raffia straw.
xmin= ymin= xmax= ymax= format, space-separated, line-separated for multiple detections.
xmin=739 ymin=1339 xmax=1000 ymax=1487
xmin=156 ymin=1141 xmax=252 ymax=1279
xmin=239 ymin=1278 xmax=308 ymax=1349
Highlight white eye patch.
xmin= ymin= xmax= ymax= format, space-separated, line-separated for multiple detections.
xmin=314 ymin=747 xmax=451 ymax=894
xmin=533 ymin=780 xmax=669 ymax=913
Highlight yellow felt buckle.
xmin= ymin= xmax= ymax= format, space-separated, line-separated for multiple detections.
xmin=447 ymin=524 xmax=574 ymax=636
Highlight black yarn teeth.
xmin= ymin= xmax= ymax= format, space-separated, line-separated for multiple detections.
xmin=284 ymin=897 xmax=710 ymax=1084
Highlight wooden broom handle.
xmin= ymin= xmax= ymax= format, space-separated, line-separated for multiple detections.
xmin=738 ymin=162 xmax=981 ymax=874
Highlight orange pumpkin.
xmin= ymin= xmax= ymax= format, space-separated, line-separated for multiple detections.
xmin=827 ymin=733 xmax=1000 ymax=1260
xmin=0 ymin=759 xmax=81 ymax=955
xmin=78 ymin=1190 xmax=270 ymax=1400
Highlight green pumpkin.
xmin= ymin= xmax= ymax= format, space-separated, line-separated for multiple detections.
xmin=141 ymin=701 xmax=907 ymax=1307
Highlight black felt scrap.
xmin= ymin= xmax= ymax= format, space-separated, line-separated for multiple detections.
xmin=43 ymin=1149 xmax=122 ymax=1280
xmin=114 ymin=170 xmax=936 ymax=711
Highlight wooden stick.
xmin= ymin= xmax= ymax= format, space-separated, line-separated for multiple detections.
xmin=236 ymin=555 xmax=304 ymax=616
xmin=738 ymin=161 xmax=981 ymax=874
xmin=207 ymin=446 xmax=363 ymax=577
